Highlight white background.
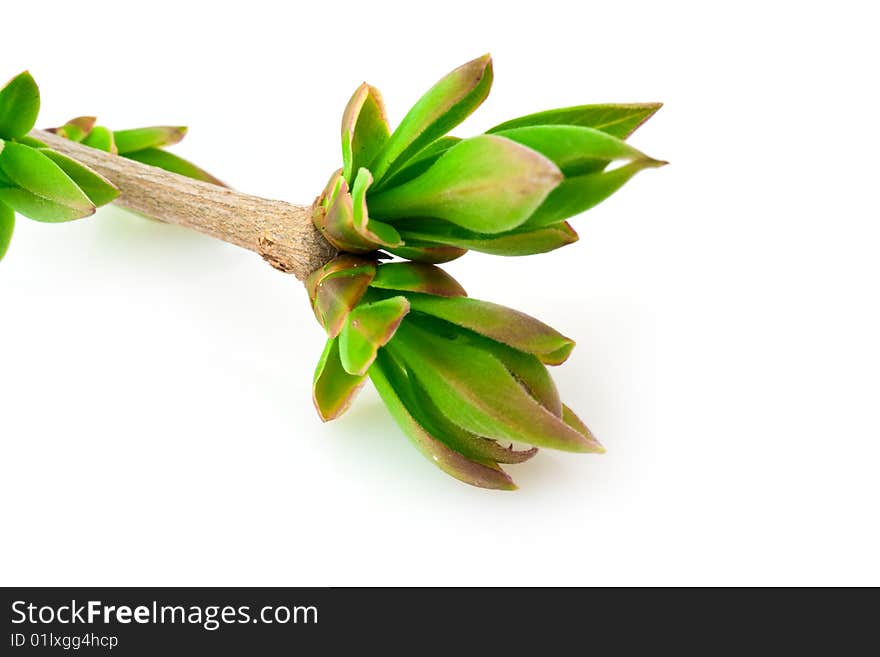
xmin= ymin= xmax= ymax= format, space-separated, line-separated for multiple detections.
xmin=1 ymin=1 xmax=878 ymax=586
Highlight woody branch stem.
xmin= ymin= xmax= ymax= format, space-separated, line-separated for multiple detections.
xmin=30 ymin=129 xmax=337 ymax=279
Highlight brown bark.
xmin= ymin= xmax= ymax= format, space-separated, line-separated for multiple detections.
xmin=30 ymin=130 xmax=337 ymax=279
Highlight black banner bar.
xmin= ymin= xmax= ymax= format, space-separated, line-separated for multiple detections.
xmin=1 ymin=587 xmax=872 ymax=653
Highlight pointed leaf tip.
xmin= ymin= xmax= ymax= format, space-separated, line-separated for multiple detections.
xmin=562 ymin=404 xmax=604 ymax=453
xmin=369 ymin=54 xmax=493 ymax=185
xmin=370 ymin=351 xmax=517 ymax=490
xmin=488 ymin=102 xmax=663 ymax=139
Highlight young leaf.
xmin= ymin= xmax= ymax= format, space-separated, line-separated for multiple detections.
xmin=369 ymin=54 xmax=493 ymax=185
xmin=53 ymin=116 xmax=97 ymax=142
xmin=389 ymin=321 xmax=600 ymax=453
xmin=82 ymin=126 xmax=117 ymax=153
xmin=0 ymin=72 xmax=40 ymax=139
xmin=524 ymin=158 xmax=666 ymax=228
xmin=404 ymin=293 xmax=575 ymax=365
xmin=315 ymin=170 xmax=401 ymax=252
xmin=407 ymin=374 xmax=538 ymax=465
xmin=123 ymin=148 xmax=226 ymax=186
xmin=0 ymin=202 xmax=14 ymax=261
xmin=396 ymin=218 xmax=579 ymax=256
xmin=370 ymin=262 xmax=467 ymax=297
xmin=368 ymin=134 xmax=562 ymax=234
xmin=339 ymin=296 xmax=410 ymax=376
xmin=113 ymin=126 xmax=187 ymax=154
xmin=385 ymin=241 xmax=467 ymax=264
xmin=14 ymin=136 xmax=46 ymax=149
xmin=455 ymin=327 xmax=563 ymax=417
xmin=313 ymin=338 xmax=368 ymax=421
xmin=350 ymin=168 xmax=402 ymax=248
xmin=487 ymin=102 xmax=663 ymax=139
xmin=561 ymin=404 xmax=600 ymax=449
xmin=494 ymin=125 xmax=655 ymax=176
xmin=0 ymin=187 xmax=94 ymax=223
xmin=370 ymin=351 xmax=517 ymax=490
xmin=0 ymin=142 xmax=94 ymax=213
xmin=39 ymin=149 xmax=119 ymax=206
xmin=312 ymin=266 xmax=377 ymax=337
xmin=341 ymin=83 xmax=390 ymax=184
xmin=380 ymin=135 xmax=461 ymax=189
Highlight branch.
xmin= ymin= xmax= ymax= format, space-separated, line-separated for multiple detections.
xmin=30 ymin=129 xmax=337 ymax=279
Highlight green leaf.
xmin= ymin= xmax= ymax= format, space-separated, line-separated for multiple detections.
xmin=404 ymin=293 xmax=575 ymax=365
xmin=39 ymin=149 xmax=119 ymax=206
xmin=562 ymin=404 xmax=600 ymax=450
xmin=123 ymin=148 xmax=226 ymax=186
xmin=310 ymin=264 xmax=377 ymax=338
xmin=370 ymin=350 xmax=517 ymax=490
xmin=0 ymin=142 xmax=94 ymax=213
xmin=0 ymin=202 xmax=14 ymax=261
xmin=312 ymin=338 xmax=367 ymax=421
xmin=385 ymin=241 xmax=467 ymax=264
xmin=0 ymin=187 xmax=93 ymax=223
xmin=368 ymin=134 xmax=562 ymax=234
xmin=380 ymin=136 xmax=461 ymax=189
xmin=15 ymin=136 xmax=46 ymax=148
xmin=389 ymin=320 xmax=600 ymax=452
xmin=495 ymin=125 xmax=655 ymax=177
xmin=369 ymin=54 xmax=493 ymax=185
xmin=341 ymin=83 xmax=390 ymax=184
xmin=54 ymin=116 xmax=96 ymax=142
xmin=350 ymin=168 xmax=402 ymax=247
xmin=407 ymin=373 xmax=538 ymax=465
xmin=82 ymin=126 xmax=117 ymax=153
xmin=113 ymin=126 xmax=187 ymax=154
xmin=370 ymin=261 xmax=467 ymax=297
xmin=0 ymin=72 xmax=40 ymax=139
xmin=456 ymin=327 xmax=563 ymax=417
xmin=524 ymin=159 xmax=665 ymax=228
xmin=487 ymin=102 xmax=663 ymax=139
xmin=314 ymin=169 xmax=401 ymax=252
xmin=396 ymin=218 xmax=578 ymax=256
xmin=339 ymin=296 xmax=410 ymax=376
xmin=315 ymin=173 xmax=379 ymax=252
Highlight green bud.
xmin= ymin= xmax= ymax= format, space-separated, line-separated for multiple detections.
xmin=81 ymin=126 xmax=117 ymax=153
xmin=308 ymin=257 xmax=601 ymax=489
xmin=52 ymin=116 xmax=97 ymax=142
